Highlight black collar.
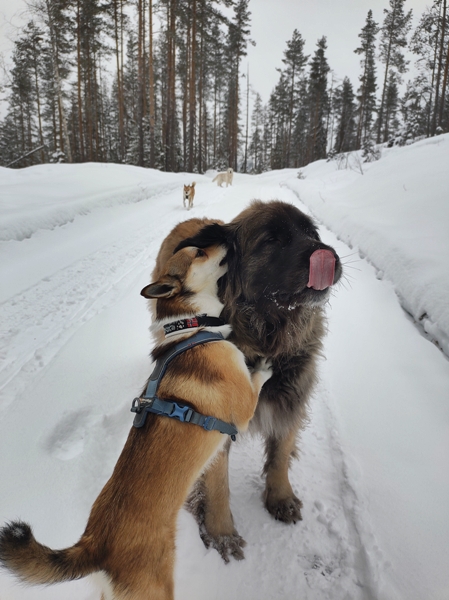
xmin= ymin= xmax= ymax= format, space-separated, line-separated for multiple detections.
xmin=163 ymin=315 xmax=226 ymax=336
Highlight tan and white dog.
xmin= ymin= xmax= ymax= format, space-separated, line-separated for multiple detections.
xmin=183 ymin=182 xmax=195 ymax=210
xmin=212 ymin=167 xmax=233 ymax=187
xmin=0 ymin=240 xmax=271 ymax=600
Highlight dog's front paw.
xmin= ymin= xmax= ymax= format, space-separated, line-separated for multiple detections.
xmin=265 ymin=492 xmax=303 ymax=524
xmin=257 ymin=358 xmax=273 ymax=385
xmin=199 ymin=526 xmax=246 ymax=563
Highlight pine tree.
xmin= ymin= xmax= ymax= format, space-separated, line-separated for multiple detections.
xmin=383 ymin=70 xmax=400 ymax=141
xmin=268 ymin=70 xmax=289 ymax=169
xmin=282 ymin=29 xmax=308 ymax=166
xmin=377 ymin=0 xmax=413 ymax=143
xmin=41 ymin=0 xmax=73 ymax=161
xmin=225 ymin=0 xmax=252 ymax=170
xmin=290 ymin=75 xmax=309 ymax=167
xmin=248 ymin=91 xmax=264 ymax=172
xmin=411 ymin=0 xmax=449 ymax=135
xmin=333 ymin=77 xmax=356 ymax=153
xmin=4 ymin=36 xmax=36 ymax=165
xmin=354 ymin=10 xmax=378 ymax=150
xmin=306 ymin=36 xmax=330 ymax=163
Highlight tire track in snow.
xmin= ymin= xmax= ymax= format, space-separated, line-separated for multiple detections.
xmin=0 ymin=185 xmax=193 ymax=412
xmin=0 ymin=231 xmax=153 ymax=410
xmin=317 ymin=386 xmax=381 ymax=600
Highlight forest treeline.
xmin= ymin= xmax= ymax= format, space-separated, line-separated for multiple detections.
xmin=1 ymin=0 xmax=449 ymax=171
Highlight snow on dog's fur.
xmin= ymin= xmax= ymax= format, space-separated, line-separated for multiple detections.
xmin=0 ymin=241 xmax=271 ymax=600
xmin=212 ymin=167 xmax=233 ymax=187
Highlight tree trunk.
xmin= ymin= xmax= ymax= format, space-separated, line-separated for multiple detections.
xmin=439 ymin=20 xmax=449 ymax=127
xmin=148 ymin=0 xmax=156 ymax=167
xmin=165 ymin=0 xmax=177 ymax=171
xmin=432 ymin=0 xmax=447 ymax=134
xmin=137 ymin=0 xmax=144 ymax=166
xmin=76 ymin=0 xmax=85 ymax=161
xmin=113 ymin=0 xmax=125 ymax=160
xmin=45 ymin=0 xmax=72 ymax=161
xmin=243 ymin=65 xmax=249 ymax=172
xmin=188 ymin=0 xmax=196 ymax=172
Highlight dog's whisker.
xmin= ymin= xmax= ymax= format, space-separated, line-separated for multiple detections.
xmin=342 ymin=263 xmax=361 ymax=272
xmin=339 ymin=251 xmax=359 ymax=259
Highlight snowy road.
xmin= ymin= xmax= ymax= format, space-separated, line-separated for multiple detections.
xmin=1 ymin=160 xmax=448 ymax=600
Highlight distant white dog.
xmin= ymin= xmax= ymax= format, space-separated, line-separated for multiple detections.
xmin=212 ymin=167 xmax=233 ymax=187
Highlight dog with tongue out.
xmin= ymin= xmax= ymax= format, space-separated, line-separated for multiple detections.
xmin=308 ymin=248 xmax=336 ymax=290
xmin=156 ymin=200 xmax=342 ymax=563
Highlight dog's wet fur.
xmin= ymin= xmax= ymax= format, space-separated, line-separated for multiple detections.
xmin=160 ymin=200 xmax=342 ymax=562
xmin=0 ymin=241 xmax=271 ymax=599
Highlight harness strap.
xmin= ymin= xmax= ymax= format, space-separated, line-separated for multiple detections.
xmin=131 ymin=397 xmax=237 ymax=440
xmin=131 ymin=330 xmax=238 ymax=441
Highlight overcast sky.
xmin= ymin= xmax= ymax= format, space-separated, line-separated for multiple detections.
xmin=0 ymin=0 xmax=432 ymax=105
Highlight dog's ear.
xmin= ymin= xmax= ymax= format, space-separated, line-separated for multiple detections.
xmin=140 ymin=278 xmax=181 ymax=299
xmin=174 ymin=223 xmax=233 ymax=253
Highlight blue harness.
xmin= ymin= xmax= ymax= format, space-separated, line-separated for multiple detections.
xmin=131 ymin=330 xmax=238 ymax=441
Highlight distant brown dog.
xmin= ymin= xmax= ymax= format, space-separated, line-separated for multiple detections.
xmin=183 ymin=182 xmax=196 ymax=210
xmin=212 ymin=167 xmax=233 ymax=187
xmin=0 ymin=241 xmax=271 ymax=599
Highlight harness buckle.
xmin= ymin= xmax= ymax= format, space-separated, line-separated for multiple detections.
xmin=170 ymin=403 xmax=193 ymax=423
xmin=131 ymin=398 xmax=143 ymax=413
xmin=203 ymin=416 xmax=217 ymax=431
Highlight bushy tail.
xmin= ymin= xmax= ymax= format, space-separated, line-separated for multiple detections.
xmin=0 ymin=521 xmax=97 ymax=586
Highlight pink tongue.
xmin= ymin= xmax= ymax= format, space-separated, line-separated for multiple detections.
xmin=307 ymin=249 xmax=336 ymax=290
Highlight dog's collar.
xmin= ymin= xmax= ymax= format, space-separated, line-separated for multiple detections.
xmin=163 ymin=315 xmax=226 ymax=337
xmin=131 ymin=331 xmax=238 ymax=440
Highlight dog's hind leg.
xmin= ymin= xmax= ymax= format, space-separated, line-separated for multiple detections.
xmin=262 ymin=427 xmax=303 ymax=523
xmin=186 ymin=439 xmax=246 ymax=563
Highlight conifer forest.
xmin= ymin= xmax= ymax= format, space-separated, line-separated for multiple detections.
xmin=1 ymin=0 xmax=449 ymax=171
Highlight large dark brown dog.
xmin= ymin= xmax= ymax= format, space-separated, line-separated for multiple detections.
xmin=156 ymin=200 xmax=342 ymax=562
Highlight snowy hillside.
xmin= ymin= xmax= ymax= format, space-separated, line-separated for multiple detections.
xmin=1 ymin=138 xmax=448 ymax=600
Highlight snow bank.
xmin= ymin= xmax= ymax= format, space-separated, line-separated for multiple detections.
xmin=0 ymin=163 xmax=207 ymax=242
xmin=282 ymin=134 xmax=449 ymax=355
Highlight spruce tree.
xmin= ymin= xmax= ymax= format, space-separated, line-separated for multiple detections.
xmin=399 ymin=76 xmax=430 ymax=143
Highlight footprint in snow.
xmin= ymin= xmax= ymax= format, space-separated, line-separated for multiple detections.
xmin=43 ymin=407 xmax=99 ymax=460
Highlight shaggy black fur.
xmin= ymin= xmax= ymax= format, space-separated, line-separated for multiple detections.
xmin=177 ymin=200 xmax=342 ymax=560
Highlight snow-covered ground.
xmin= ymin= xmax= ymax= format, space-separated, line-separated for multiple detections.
xmin=0 ymin=137 xmax=448 ymax=600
